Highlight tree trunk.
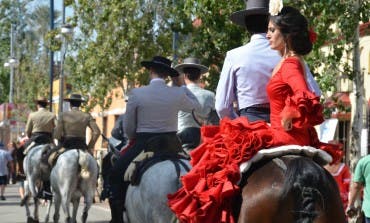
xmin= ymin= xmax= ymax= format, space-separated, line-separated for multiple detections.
xmin=349 ymin=1 xmax=365 ymax=223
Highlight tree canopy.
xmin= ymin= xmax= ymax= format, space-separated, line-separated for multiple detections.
xmin=0 ymin=0 xmax=369 ymax=111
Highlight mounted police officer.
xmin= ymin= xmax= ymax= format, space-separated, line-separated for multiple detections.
xmin=108 ymin=56 xmax=201 ymax=223
xmin=24 ymin=97 xmax=56 ymax=150
xmin=24 ymin=96 xmax=56 ymax=200
xmin=54 ymin=93 xmax=101 ymax=154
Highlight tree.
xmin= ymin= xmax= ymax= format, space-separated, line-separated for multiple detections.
xmin=0 ymin=0 xmax=60 ymax=107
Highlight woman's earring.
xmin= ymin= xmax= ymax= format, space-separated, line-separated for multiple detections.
xmin=283 ymin=44 xmax=287 ymax=57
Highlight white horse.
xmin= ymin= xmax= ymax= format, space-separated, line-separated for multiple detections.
xmin=23 ymin=144 xmax=53 ymax=223
xmin=124 ymin=158 xmax=190 ymax=223
xmin=50 ymin=149 xmax=98 ymax=223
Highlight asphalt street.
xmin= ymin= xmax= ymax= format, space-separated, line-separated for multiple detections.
xmin=0 ymin=183 xmax=111 ymax=223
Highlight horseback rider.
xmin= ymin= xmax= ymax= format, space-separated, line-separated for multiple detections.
xmin=54 ymin=93 xmax=101 ymax=154
xmin=24 ymin=97 xmax=56 ymax=151
xmin=175 ymin=57 xmax=216 ymax=152
xmin=108 ymin=56 xmax=201 ymax=223
xmin=24 ymin=96 xmax=56 ymax=200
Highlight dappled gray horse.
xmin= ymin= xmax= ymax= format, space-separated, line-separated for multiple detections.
xmin=124 ymin=158 xmax=190 ymax=223
xmin=50 ymin=149 xmax=98 ymax=223
xmin=23 ymin=144 xmax=53 ymax=223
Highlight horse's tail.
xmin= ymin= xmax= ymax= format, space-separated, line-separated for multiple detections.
xmin=281 ymin=157 xmax=336 ymax=223
xmin=78 ymin=150 xmax=91 ymax=179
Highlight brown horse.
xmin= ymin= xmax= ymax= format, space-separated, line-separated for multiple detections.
xmin=237 ymin=155 xmax=346 ymax=223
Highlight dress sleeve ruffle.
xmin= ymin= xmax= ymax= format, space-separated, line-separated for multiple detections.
xmin=168 ymin=117 xmax=274 ymax=223
xmin=280 ymin=90 xmax=324 ymax=128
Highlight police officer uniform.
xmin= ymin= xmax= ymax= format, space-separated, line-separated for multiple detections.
xmin=54 ymin=94 xmax=101 ymax=153
xmin=25 ymin=97 xmax=56 ymax=145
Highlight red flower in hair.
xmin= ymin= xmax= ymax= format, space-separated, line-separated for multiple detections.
xmin=309 ymin=28 xmax=317 ymax=43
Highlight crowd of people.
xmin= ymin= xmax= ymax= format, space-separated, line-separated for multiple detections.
xmin=1 ymin=0 xmax=368 ymax=223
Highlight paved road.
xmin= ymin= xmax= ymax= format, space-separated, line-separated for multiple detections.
xmin=0 ymin=183 xmax=111 ymax=223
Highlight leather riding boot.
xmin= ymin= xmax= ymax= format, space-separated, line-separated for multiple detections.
xmin=37 ymin=180 xmax=53 ymax=200
xmin=109 ymin=199 xmax=124 ymax=223
xmin=109 ymin=182 xmax=126 ymax=223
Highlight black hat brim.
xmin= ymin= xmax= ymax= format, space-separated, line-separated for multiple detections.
xmin=230 ymin=8 xmax=269 ymax=28
xmin=64 ymin=98 xmax=86 ymax=102
xmin=141 ymin=61 xmax=179 ymax=77
xmin=174 ymin=63 xmax=209 ymax=74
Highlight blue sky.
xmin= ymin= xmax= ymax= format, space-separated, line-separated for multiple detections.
xmin=28 ymin=0 xmax=73 ymax=21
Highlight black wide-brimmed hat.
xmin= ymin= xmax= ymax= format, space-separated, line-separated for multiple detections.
xmin=64 ymin=93 xmax=86 ymax=102
xmin=141 ymin=56 xmax=179 ymax=77
xmin=174 ymin=57 xmax=209 ymax=74
xmin=230 ymin=0 xmax=270 ymax=28
xmin=34 ymin=96 xmax=50 ymax=104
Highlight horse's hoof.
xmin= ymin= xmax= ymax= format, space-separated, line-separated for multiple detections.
xmin=20 ymin=195 xmax=29 ymax=206
xmin=26 ymin=217 xmax=39 ymax=223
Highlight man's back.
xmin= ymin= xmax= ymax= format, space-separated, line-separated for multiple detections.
xmin=26 ymin=108 xmax=55 ymax=136
xmin=215 ymin=34 xmax=280 ymax=119
xmin=124 ymin=80 xmax=199 ymax=138
xmin=61 ymin=109 xmax=92 ymax=137
xmin=0 ymin=149 xmax=12 ymax=176
xmin=178 ymin=84 xmax=215 ymax=130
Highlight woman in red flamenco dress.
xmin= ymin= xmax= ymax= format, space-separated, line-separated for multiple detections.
xmin=168 ymin=6 xmax=342 ymax=223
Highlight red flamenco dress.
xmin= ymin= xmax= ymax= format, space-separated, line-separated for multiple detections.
xmin=168 ymin=57 xmax=342 ymax=223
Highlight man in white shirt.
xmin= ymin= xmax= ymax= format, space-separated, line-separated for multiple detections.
xmin=216 ymin=0 xmax=321 ymax=122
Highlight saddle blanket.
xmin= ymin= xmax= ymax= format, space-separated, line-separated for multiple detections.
xmin=239 ymin=145 xmax=332 ymax=174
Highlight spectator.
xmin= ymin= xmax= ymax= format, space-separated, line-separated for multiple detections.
xmin=347 ymin=155 xmax=370 ymax=222
xmin=324 ymin=141 xmax=351 ymax=211
xmin=0 ymin=142 xmax=14 ymax=200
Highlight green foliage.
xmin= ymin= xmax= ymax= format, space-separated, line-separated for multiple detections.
xmin=53 ymin=0 xmax=370 ymax=110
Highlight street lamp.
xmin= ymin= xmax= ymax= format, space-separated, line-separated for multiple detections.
xmin=3 ymin=24 xmax=18 ymax=104
xmin=58 ymin=24 xmax=73 ymax=116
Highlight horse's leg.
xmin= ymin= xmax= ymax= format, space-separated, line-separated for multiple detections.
xmin=81 ymin=192 xmax=94 ymax=223
xmin=53 ymin=193 xmax=61 ymax=223
xmin=71 ymin=197 xmax=80 ymax=223
xmin=44 ymin=198 xmax=53 ymax=223
xmin=32 ymin=197 xmax=40 ymax=223
xmin=61 ymin=188 xmax=72 ymax=223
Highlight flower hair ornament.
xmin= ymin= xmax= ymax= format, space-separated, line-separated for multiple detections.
xmin=269 ymin=0 xmax=283 ymax=16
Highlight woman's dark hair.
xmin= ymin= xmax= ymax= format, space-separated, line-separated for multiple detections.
xmin=270 ymin=6 xmax=312 ymax=55
xmin=183 ymin=67 xmax=201 ymax=81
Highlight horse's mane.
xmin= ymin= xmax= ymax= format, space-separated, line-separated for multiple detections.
xmin=281 ymin=157 xmax=337 ymax=223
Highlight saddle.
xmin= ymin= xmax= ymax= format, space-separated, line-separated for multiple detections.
xmin=124 ymin=152 xmax=189 ymax=185
xmin=44 ymin=147 xmax=66 ymax=167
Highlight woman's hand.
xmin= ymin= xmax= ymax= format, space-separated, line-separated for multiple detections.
xmin=281 ymin=118 xmax=293 ymax=131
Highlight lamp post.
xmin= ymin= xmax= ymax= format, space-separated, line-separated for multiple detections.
xmin=58 ymin=24 xmax=73 ymax=116
xmin=3 ymin=24 xmax=19 ymax=104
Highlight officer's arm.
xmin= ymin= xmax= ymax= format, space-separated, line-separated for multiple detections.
xmin=87 ymin=116 xmax=101 ymax=152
